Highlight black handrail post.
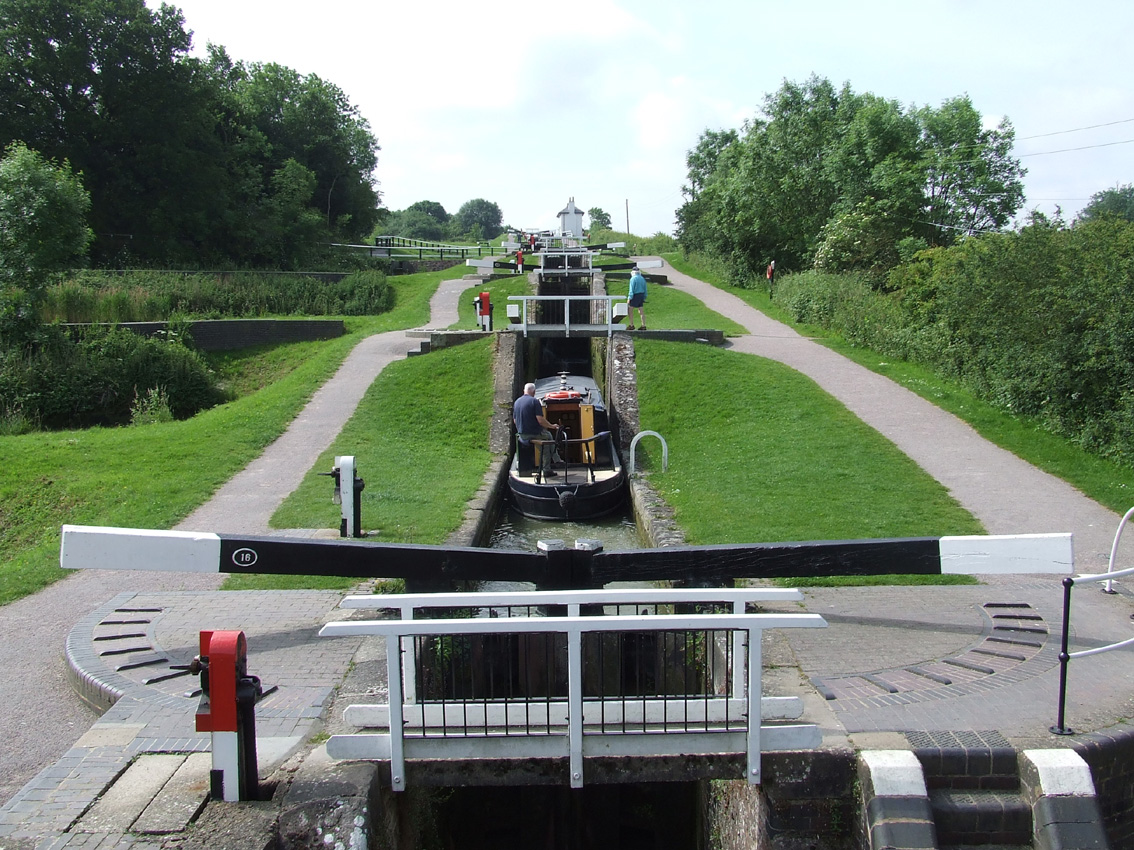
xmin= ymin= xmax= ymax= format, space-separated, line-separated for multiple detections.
xmin=1051 ymin=575 xmax=1076 ymax=735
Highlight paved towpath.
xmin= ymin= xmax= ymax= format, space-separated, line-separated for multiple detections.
xmin=0 ymin=276 xmax=471 ymax=808
xmin=647 ymin=257 xmax=1125 ymax=571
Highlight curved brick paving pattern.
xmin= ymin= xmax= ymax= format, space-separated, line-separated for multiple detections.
xmin=810 ymin=599 xmax=1055 ymax=709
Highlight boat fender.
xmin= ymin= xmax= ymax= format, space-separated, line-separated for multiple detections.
xmin=558 ymin=489 xmax=577 ymax=510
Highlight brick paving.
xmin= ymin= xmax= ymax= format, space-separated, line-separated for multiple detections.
xmin=0 ymin=589 xmax=365 ymax=846
xmin=5 ymin=263 xmax=1134 ymax=846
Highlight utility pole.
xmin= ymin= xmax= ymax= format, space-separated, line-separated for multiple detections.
xmin=625 ymin=199 xmax=630 ymax=235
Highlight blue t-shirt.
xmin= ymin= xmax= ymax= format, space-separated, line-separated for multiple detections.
xmin=513 ymin=393 xmax=544 ymax=435
xmin=628 ymin=272 xmax=647 ymax=300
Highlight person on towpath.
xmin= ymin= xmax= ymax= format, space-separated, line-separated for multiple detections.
xmin=627 ymin=265 xmax=647 ymax=330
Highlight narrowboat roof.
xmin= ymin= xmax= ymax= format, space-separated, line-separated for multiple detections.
xmin=533 ymin=374 xmax=606 ymax=410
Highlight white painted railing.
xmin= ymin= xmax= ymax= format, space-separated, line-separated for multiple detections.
xmin=319 ymin=588 xmax=826 ymax=790
xmin=629 ymin=430 xmax=669 ymax=474
xmin=506 ymin=294 xmax=627 ymax=337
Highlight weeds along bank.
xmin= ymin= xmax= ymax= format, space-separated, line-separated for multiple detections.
xmin=1 ymin=269 xmax=397 ymax=434
xmin=40 ymin=268 xmax=394 ymax=323
xmin=767 ymin=215 xmax=1134 ymax=466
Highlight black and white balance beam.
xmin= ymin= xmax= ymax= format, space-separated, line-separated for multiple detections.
xmin=60 ymin=525 xmax=1074 ymax=580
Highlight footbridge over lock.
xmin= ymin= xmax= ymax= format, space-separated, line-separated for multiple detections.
xmin=319 ymin=586 xmax=827 ymax=790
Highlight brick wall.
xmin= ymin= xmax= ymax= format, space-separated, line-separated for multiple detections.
xmin=1076 ymin=722 xmax=1134 ymax=848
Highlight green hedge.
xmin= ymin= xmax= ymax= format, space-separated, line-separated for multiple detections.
xmin=773 ymin=216 xmax=1134 ymax=462
xmin=0 ymin=325 xmax=226 ymax=430
xmin=41 ymin=268 xmax=394 ymax=322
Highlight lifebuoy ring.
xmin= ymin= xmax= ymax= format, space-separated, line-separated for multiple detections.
xmin=545 ymin=390 xmax=581 ymax=400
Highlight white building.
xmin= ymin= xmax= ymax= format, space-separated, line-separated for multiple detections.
xmin=557 ymin=197 xmax=585 ymax=239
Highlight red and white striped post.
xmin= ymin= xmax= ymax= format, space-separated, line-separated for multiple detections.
xmin=194 ymin=630 xmax=260 ymax=802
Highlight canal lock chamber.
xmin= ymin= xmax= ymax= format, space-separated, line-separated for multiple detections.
xmin=399 ymin=327 xmax=711 ymax=847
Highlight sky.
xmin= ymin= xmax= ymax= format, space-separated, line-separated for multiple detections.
xmin=152 ymin=0 xmax=1134 ymax=237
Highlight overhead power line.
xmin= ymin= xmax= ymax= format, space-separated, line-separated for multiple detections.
xmin=1018 ymin=117 xmax=1134 ymax=141
xmin=1019 ymin=137 xmax=1134 ymax=157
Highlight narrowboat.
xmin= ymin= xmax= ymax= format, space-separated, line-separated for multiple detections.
xmin=509 ymin=373 xmax=626 ymax=520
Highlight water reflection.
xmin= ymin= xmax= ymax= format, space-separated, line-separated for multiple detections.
xmin=489 ymin=507 xmax=642 ymax=552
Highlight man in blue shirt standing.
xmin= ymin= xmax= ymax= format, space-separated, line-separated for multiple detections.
xmin=628 ymin=265 xmax=647 ymax=330
xmin=514 ymin=383 xmax=561 ymax=476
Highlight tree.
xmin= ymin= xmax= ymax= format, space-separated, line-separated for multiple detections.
xmin=681 ymin=129 xmax=738 ymax=201
xmin=676 ymin=76 xmax=850 ymax=273
xmin=677 ymin=129 xmax=740 ymax=255
xmin=587 ymin=207 xmax=612 ymax=230
xmin=0 ymin=0 xmax=231 ymax=264
xmin=228 ymin=61 xmax=381 ymax=243
xmin=0 ymin=3 xmax=382 ymax=267
xmin=675 ymin=76 xmax=1025 ymax=280
xmin=380 ymin=201 xmax=450 ymax=240
xmin=390 ymin=208 xmax=447 ymax=241
xmin=0 ymin=142 xmax=91 ymax=344
xmin=1078 ymin=184 xmax=1134 ymax=223
xmin=453 ymin=199 xmax=503 ymax=240
xmin=251 ymin=159 xmax=328 ymax=269
xmin=406 ymin=200 xmax=449 ymax=223
xmin=918 ymin=97 xmax=1025 ymax=243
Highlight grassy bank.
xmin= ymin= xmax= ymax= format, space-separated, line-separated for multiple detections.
xmin=0 ymin=267 xmax=460 ymax=606
xmin=225 ymin=335 xmax=496 ymax=591
xmin=635 ymin=338 xmax=983 ymax=546
xmin=662 ymin=252 xmax=1134 ymax=516
xmin=269 ymin=337 xmax=495 ymax=541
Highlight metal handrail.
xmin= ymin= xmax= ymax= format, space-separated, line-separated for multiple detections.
xmin=1051 ymin=563 xmax=1134 ymax=735
xmin=338 ymin=587 xmax=809 ymax=612
xmin=370 ymin=235 xmax=510 ymax=259
xmin=1104 ymin=506 xmax=1134 ymax=593
xmin=528 ymin=431 xmax=617 ymax=482
xmin=507 ymin=294 xmax=626 ymax=337
xmin=629 ymin=430 xmax=668 ymax=474
xmin=345 ymin=584 xmax=805 ymax=704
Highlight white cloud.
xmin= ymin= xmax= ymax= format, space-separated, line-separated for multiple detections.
xmin=158 ymin=0 xmax=1134 ymax=234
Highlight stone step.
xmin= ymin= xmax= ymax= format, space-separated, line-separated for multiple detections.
xmin=909 ymin=731 xmax=1019 ymax=790
xmin=930 ymin=788 xmax=1032 ymax=847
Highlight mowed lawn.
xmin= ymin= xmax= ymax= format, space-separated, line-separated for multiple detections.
xmin=269 ymin=337 xmax=495 ymax=542
xmin=633 ymin=338 xmax=983 ymax=544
